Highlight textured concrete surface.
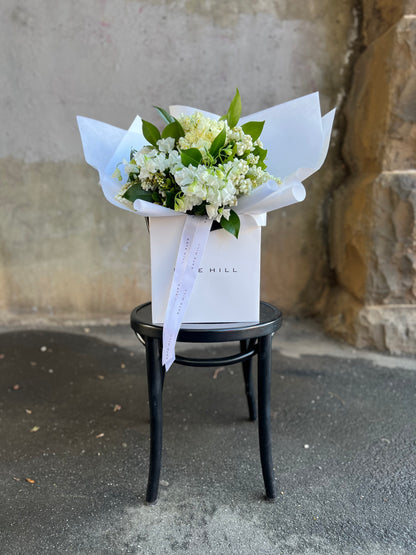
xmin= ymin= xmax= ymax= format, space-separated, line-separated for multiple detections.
xmin=0 ymin=0 xmax=357 ymax=320
xmin=1 ymin=321 xmax=415 ymax=554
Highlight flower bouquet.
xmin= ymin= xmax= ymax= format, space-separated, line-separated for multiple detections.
xmin=112 ymin=90 xmax=278 ymax=238
xmin=77 ymin=91 xmax=334 ymax=369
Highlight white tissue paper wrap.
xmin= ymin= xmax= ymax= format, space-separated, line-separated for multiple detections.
xmin=77 ymin=92 xmax=335 ymax=370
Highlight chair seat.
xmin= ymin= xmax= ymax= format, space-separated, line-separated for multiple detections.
xmin=130 ymin=301 xmax=282 ymax=343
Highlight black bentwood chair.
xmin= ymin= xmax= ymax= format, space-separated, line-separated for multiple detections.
xmin=130 ymin=301 xmax=282 ymax=503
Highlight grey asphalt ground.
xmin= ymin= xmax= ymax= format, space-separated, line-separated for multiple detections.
xmin=0 ymin=320 xmax=415 ymax=554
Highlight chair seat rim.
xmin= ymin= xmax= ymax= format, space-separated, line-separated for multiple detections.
xmin=130 ymin=301 xmax=282 ymax=343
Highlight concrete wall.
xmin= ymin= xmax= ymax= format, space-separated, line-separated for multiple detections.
xmin=0 ymin=0 xmax=357 ymax=324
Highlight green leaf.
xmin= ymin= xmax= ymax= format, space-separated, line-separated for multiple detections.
xmin=209 ymin=126 xmax=226 ymax=159
xmin=220 ymin=210 xmax=240 ymax=238
xmin=191 ymin=202 xmax=207 ymax=216
xmin=218 ymin=115 xmax=227 ymax=121
xmin=153 ymin=106 xmax=175 ymax=125
xmin=161 ymin=120 xmax=185 ymax=141
xmin=165 ymin=190 xmax=176 ymax=209
xmin=241 ymin=121 xmax=265 ymax=142
xmin=142 ymin=120 xmax=161 ymax=146
xmin=252 ymin=145 xmax=268 ymax=169
xmin=225 ymin=142 xmax=238 ymax=162
xmin=122 ymin=183 xmax=154 ymax=203
xmin=181 ymin=148 xmax=202 ymax=167
xmin=152 ymin=191 xmax=162 ymax=203
xmin=227 ymin=88 xmax=242 ymax=129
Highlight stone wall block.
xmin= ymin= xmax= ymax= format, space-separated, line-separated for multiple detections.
xmin=357 ymin=305 xmax=416 ymax=354
xmin=330 ymin=171 xmax=416 ymax=305
xmin=343 ymin=16 xmax=416 ymax=174
xmin=324 ymin=289 xmax=416 ymax=354
xmin=362 ymin=0 xmax=416 ymax=45
xmin=327 ymin=4 xmax=416 ymax=355
xmin=323 ymin=286 xmax=364 ymax=344
xmin=329 ymin=175 xmax=374 ymax=302
xmin=367 ymin=171 xmax=416 ymax=304
xmin=327 ymin=170 xmax=416 ymax=354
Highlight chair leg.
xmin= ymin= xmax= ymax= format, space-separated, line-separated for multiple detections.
xmin=145 ymin=337 xmax=165 ymax=504
xmin=257 ymin=333 xmax=276 ymax=500
xmin=241 ymin=339 xmax=257 ymax=421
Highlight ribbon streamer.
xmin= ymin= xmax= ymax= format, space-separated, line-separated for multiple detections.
xmin=162 ymin=215 xmax=212 ymax=370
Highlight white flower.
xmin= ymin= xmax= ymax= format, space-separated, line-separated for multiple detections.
xmin=140 ymin=178 xmax=154 ymax=191
xmin=133 ymin=147 xmax=170 ymax=179
xmin=187 ymin=178 xmax=207 ymax=200
xmin=112 ymin=167 xmax=122 ymax=181
xmin=157 ymin=137 xmax=175 ymax=153
xmin=167 ymin=150 xmax=182 ymax=170
xmin=206 ymin=204 xmax=218 ymax=219
xmin=174 ymin=165 xmax=198 ymax=188
xmin=123 ymin=159 xmax=139 ymax=175
xmin=177 ymin=112 xmax=225 ymax=158
xmin=222 ymin=208 xmax=231 ymax=220
xmin=246 ymin=153 xmax=259 ymax=165
xmin=174 ymin=194 xmax=186 ymax=212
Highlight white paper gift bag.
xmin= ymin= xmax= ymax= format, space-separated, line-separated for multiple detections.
xmin=150 ymin=214 xmax=261 ymax=324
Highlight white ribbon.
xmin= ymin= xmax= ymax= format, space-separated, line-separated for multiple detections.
xmin=162 ymin=214 xmax=212 ymax=370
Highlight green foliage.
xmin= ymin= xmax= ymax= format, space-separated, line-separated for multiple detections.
xmin=142 ymin=120 xmax=161 ymax=146
xmin=192 ymin=202 xmax=208 ymax=216
xmin=161 ymin=120 xmax=185 ymax=141
xmin=226 ymin=88 xmax=242 ymax=129
xmin=165 ymin=189 xmax=176 ymax=209
xmin=153 ymin=106 xmax=175 ymax=125
xmin=152 ymin=191 xmax=162 ymax=203
xmin=181 ymin=148 xmax=203 ymax=167
xmin=122 ymin=183 xmax=153 ymax=203
xmin=209 ymin=126 xmax=226 ymax=160
xmin=241 ymin=121 xmax=265 ymax=142
xmin=252 ymin=145 xmax=268 ymax=169
xmin=220 ymin=210 xmax=240 ymax=238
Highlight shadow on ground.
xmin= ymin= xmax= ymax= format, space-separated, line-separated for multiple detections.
xmin=0 ymin=328 xmax=415 ymax=554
